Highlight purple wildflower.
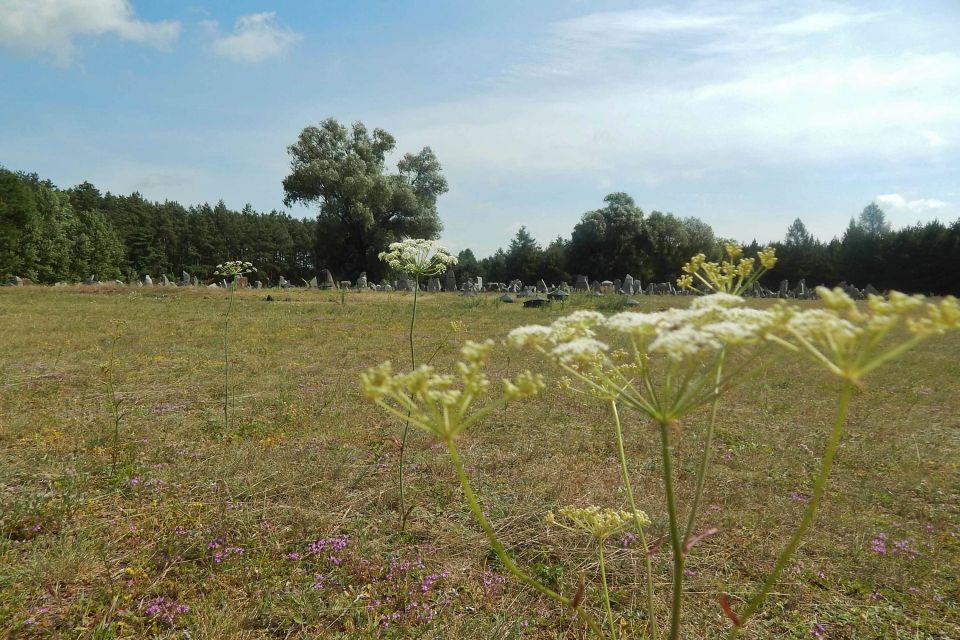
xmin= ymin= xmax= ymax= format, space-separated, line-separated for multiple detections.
xmin=143 ymin=596 xmax=190 ymax=623
xmin=892 ymin=538 xmax=919 ymax=559
xmin=481 ymin=570 xmax=507 ymax=598
xmin=811 ymin=622 xmax=827 ymax=639
xmin=870 ymin=533 xmax=887 ymax=554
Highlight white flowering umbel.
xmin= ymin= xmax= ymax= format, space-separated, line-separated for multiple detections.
xmin=728 ymin=287 xmax=960 ymax=638
xmin=214 ymin=260 xmax=257 ymax=281
xmin=361 ymin=342 xmax=607 ymax=637
xmin=546 ymin=506 xmax=654 ymax=636
xmin=677 ymin=243 xmax=777 ymax=294
xmin=771 ymin=287 xmax=960 ymax=382
xmin=378 ymin=238 xmax=457 ymax=278
xmin=509 ymin=288 xmax=960 ymax=639
xmin=509 ymin=294 xmax=780 ymax=639
xmin=361 ymin=340 xmax=543 ymax=442
xmin=376 ymin=239 xmax=458 ymax=530
xmin=546 ymin=506 xmax=651 ymax=542
xmin=509 ymin=294 xmax=775 ymax=422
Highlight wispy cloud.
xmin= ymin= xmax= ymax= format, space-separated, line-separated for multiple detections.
xmin=394 ymin=4 xmax=959 ymax=182
xmin=210 ymin=12 xmax=301 ymax=63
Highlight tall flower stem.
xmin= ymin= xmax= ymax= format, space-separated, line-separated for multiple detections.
xmin=397 ymin=276 xmax=419 ymax=530
xmin=683 ymin=349 xmax=725 ymax=543
xmin=598 ymin=543 xmax=617 ymax=639
xmin=223 ymin=280 xmax=236 ymax=431
xmin=610 ymin=400 xmax=659 ymax=640
xmin=728 ymin=379 xmax=855 ymax=638
xmin=446 ymin=439 xmax=606 ymax=639
xmin=659 ymin=419 xmax=684 ymax=640
xmin=107 ymin=331 xmax=123 ymax=476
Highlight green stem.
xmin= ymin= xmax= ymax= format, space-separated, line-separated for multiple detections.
xmin=683 ymin=349 xmax=725 ymax=544
xmin=446 ymin=440 xmax=606 ymax=638
xmin=728 ymin=379 xmax=855 ymax=638
xmin=108 ymin=334 xmax=120 ymax=476
xmin=223 ymin=281 xmax=235 ymax=431
xmin=660 ymin=420 xmax=684 ymax=640
xmin=409 ymin=278 xmax=418 ymax=369
xmin=598 ymin=543 xmax=617 ymax=639
xmin=397 ymin=277 xmax=419 ymax=530
xmin=611 ymin=400 xmax=659 ymax=640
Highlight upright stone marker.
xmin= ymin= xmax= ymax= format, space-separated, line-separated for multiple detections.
xmin=444 ymin=267 xmax=457 ymax=292
xmin=320 ymin=269 xmax=335 ymax=289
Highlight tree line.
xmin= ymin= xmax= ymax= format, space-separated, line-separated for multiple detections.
xmin=1 ymin=167 xmax=316 ymax=284
xmin=453 ymin=197 xmax=960 ymax=295
xmin=3 ymin=116 xmax=959 ymax=293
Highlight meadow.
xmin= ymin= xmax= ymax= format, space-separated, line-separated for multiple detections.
xmin=1 ymin=286 xmax=957 ymax=639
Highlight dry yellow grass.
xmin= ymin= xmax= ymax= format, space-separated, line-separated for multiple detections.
xmin=1 ymin=286 xmax=958 ymax=638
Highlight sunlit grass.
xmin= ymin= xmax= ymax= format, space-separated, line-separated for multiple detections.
xmin=1 ymin=286 xmax=957 ymax=638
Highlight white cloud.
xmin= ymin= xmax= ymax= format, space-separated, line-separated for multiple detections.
xmin=0 ymin=0 xmax=180 ymax=64
xmin=555 ymin=8 xmax=732 ymax=43
xmin=768 ymin=11 xmax=863 ymax=36
xmin=874 ymin=193 xmax=955 ymax=230
xmin=875 ymin=193 xmax=950 ymax=213
xmin=211 ymin=12 xmax=301 ymax=63
xmin=389 ymin=5 xmax=960 ymax=189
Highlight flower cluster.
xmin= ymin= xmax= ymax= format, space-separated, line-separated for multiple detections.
xmin=511 ymin=296 xmax=777 ymax=361
xmin=771 ymin=287 xmax=960 ymax=381
xmin=509 ymin=295 xmax=784 ymax=421
xmin=545 ymin=505 xmax=651 ymax=541
xmin=677 ymin=243 xmax=777 ymax=294
xmin=307 ymin=534 xmax=350 ymax=565
xmin=143 ymin=596 xmax=190 ymax=623
xmin=361 ymin=340 xmax=544 ymax=441
xmin=378 ymin=239 xmax=457 ymax=277
xmin=214 ymin=260 xmax=256 ymax=277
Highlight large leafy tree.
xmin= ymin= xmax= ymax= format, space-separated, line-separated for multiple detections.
xmin=282 ymin=118 xmax=447 ymax=280
xmin=567 ymin=193 xmax=646 ymax=280
xmin=455 ymin=248 xmax=481 ymax=281
xmin=639 ymin=212 xmax=708 ymax=282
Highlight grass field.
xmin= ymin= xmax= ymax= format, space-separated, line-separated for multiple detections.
xmin=1 ymin=286 xmax=958 ymax=639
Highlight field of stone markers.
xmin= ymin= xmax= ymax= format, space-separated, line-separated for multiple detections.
xmin=1 ymin=285 xmax=958 ymax=639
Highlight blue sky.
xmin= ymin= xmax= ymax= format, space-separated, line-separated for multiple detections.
xmin=1 ymin=1 xmax=958 ymax=256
